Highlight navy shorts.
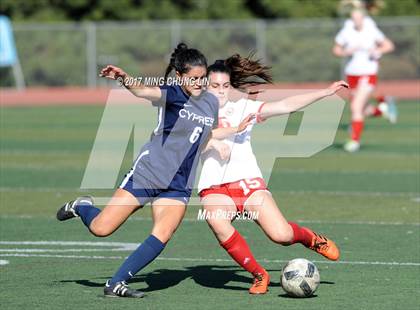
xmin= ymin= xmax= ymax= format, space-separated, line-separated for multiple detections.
xmin=119 ymin=174 xmax=191 ymax=206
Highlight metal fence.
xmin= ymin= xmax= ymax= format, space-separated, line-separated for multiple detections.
xmin=2 ymin=17 xmax=419 ymax=87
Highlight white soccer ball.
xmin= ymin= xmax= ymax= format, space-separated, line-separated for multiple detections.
xmin=280 ymin=258 xmax=320 ymax=297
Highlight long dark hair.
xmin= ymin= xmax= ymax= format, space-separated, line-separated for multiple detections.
xmin=207 ymin=53 xmax=272 ymax=90
xmin=165 ymin=43 xmax=207 ymax=81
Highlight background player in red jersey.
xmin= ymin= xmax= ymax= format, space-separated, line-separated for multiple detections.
xmin=333 ymin=8 xmax=396 ymax=152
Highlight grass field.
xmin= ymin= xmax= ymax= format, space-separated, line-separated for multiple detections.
xmin=0 ymin=101 xmax=419 ymax=309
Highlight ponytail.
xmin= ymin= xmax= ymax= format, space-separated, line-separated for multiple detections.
xmin=225 ymin=53 xmax=272 ymax=89
xmin=207 ymin=53 xmax=272 ymax=90
xmin=165 ymin=43 xmax=207 ymax=81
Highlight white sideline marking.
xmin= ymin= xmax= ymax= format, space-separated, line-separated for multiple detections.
xmin=0 ymin=241 xmax=137 ymax=248
xmin=0 ymin=187 xmax=80 ymax=192
xmin=0 ymin=259 xmax=9 ymax=265
xmin=1 ymin=215 xmax=419 ymax=226
xmin=0 ymin=241 xmax=419 ymax=267
xmin=0 ymin=248 xmax=131 ymax=253
xmin=0 ymin=253 xmax=123 ymax=260
xmin=0 ymin=253 xmax=419 ymax=267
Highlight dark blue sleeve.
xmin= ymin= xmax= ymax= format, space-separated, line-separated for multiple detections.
xmin=151 ymin=84 xmax=178 ymax=107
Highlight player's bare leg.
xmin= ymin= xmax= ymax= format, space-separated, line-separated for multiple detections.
xmin=57 ymin=188 xmax=141 ymax=237
xmin=344 ymin=85 xmax=372 ymax=152
xmin=202 ymin=194 xmax=269 ymax=294
xmin=244 ymin=191 xmax=340 ymax=261
xmin=244 ymin=191 xmax=293 ymax=243
xmin=89 ymin=189 xmax=141 ymax=237
xmin=202 ymin=194 xmax=237 ymax=242
xmin=151 ymin=198 xmax=186 ymax=243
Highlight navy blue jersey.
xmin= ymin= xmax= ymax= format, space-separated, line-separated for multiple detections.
xmin=129 ymin=84 xmax=218 ymax=193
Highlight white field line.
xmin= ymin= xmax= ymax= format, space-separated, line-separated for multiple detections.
xmin=0 ymin=187 xmax=80 ymax=192
xmin=0 ymin=248 xmax=132 ymax=253
xmin=0 ymin=241 xmax=419 ymax=267
xmin=1 ymin=215 xmax=419 ymax=226
xmin=0 ymin=253 xmax=124 ymax=260
xmin=0 ymin=253 xmax=419 ymax=267
xmin=0 ymin=241 xmax=136 ymax=247
xmin=0 ymin=187 xmax=418 ymax=198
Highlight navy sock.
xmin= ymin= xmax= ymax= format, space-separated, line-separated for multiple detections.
xmin=109 ymin=234 xmax=165 ymax=285
xmin=74 ymin=203 xmax=100 ymax=228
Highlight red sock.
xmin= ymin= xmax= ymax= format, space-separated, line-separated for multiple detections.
xmin=220 ymin=230 xmax=265 ymax=276
xmin=376 ymin=95 xmax=385 ymax=104
xmin=288 ymin=222 xmax=313 ymax=247
xmin=351 ymin=121 xmax=364 ymax=141
xmin=372 ymin=106 xmax=382 ymax=117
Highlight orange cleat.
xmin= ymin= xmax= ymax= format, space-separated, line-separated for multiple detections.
xmin=249 ymin=269 xmax=270 ymax=295
xmin=306 ymin=229 xmax=340 ymax=261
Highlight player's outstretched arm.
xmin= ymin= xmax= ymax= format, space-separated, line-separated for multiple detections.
xmin=258 ymin=81 xmax=349 ymax=120
xmin=99 ymin=65 xmax=162 ymax=101
xmin=212 ymin=113 xmax=255 ymax=140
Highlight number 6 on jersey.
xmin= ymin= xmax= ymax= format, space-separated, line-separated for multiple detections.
xmin=190 ymin=126 xmax=203 ymax=143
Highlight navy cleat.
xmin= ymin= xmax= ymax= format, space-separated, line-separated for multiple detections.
xmin=104 ymin=280 xmax=145 ymax=298
xmin=56 ymin=196 xmax=93 ymax=221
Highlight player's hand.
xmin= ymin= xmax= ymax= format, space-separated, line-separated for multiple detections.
xmin=99 ymin=65 xmax=127 ymax=81
xmin=325 ymin=80 xmax=349 ymax=96
xmin=237 ymin=113 xmax=256 ymax=132
xmin=369 ymin=48 xmax=382 ymax=60
xmin=211 ymin=140 xmax=231 ymax=161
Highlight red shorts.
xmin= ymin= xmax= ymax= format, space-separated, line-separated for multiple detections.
xmin=346 ymin=75 xmax=377 ymax=89
xmin=199 ymin=177 xmax=268 ymax=212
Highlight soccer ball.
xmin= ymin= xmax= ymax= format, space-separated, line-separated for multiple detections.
xmin=280 ymin=258 xmax=320 ymax=297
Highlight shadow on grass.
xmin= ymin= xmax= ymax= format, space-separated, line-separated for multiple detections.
xmin=59 ymin=265 xmax=284 ymax=292
xmin=277 ymin=280 xmax=335 ymax=299
xmin=278 ymin=293 xmax=318 ymax=299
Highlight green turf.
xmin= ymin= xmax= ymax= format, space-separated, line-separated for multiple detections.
xmin=0 ymin=101 xmax=419 ymax=309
